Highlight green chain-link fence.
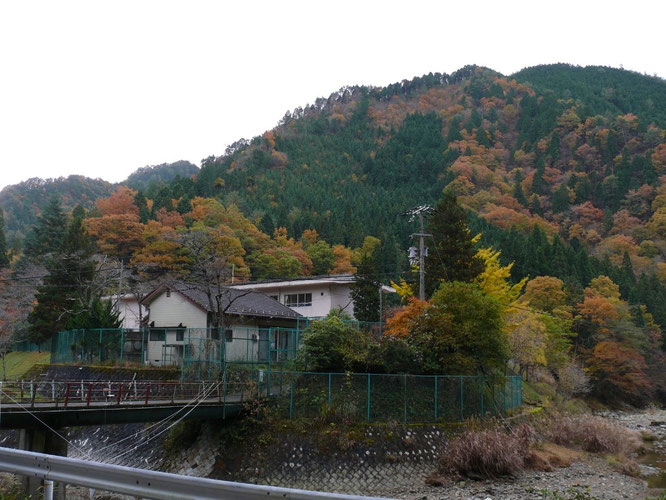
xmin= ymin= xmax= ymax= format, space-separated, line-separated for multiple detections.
xmin=47 ymin=327 xmax=301 ymax=374
xmin=262 ymin=371 xmax=522 ymax=422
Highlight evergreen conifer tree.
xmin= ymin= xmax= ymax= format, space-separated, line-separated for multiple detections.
xmin=27 ymin=210 xmax=97 ymax=344
xmin=424 ymin=191 xmax=484 ymax=296
xmin=23 ymin=197 xmax=67 ymax=258
xmin=350 ymin=237 xmax=382 ymax=322
xmin=134 ymin=190 xmax=150 ymax=223
xmin=513 ymin=170 xmax=528 ymax=207
xmin=0 ymin=210 xmax=9 ymax=268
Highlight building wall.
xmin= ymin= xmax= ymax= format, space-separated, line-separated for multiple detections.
xmin=145 ymin=292 xmax=208 ymax=365
xmin=145 ymin=321 xmax=294 ymax=366
xmin=329 ymin=284 xmax=355 ymax=318
xmin=117 ymin=297 xmax=148 ymax=330
xmin=144 ymin=290 xmax=301 ymax=366
xmin=148 ymin=292 xmax=208 ymax=328
xmin=239 ymin=283 xmax=345 ymax=318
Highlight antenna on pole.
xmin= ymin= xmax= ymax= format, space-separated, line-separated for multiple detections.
xmin=401 ymin=205 xmax=433 ymax=301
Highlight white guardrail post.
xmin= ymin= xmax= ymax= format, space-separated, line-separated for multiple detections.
xmin=0 ymin=447 xmax=393 ymax=500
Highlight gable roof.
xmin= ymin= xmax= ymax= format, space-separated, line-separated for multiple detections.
xmin=142 ymin=283 xmax=301 ymax=320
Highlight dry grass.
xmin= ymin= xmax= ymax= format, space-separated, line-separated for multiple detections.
xmin=438 ymin=423 xmax=535 ymax=479
xmin=546 ymin=414 xmax=642 ymax=455
xmin=435 ymin=413 xmax=643 ymax=481
xmin=526 ymin=442 xmax=582 ymax=471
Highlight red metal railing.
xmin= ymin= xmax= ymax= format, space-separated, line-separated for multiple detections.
xmin=0 ymin=379 xmax=254 ymax=409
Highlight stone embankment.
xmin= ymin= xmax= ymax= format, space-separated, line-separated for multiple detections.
xmin=6 ymin=408 xmax=665 ymax=499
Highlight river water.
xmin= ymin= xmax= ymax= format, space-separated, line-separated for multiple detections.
xmin=606 ymin=409 xmax=666 ymax=492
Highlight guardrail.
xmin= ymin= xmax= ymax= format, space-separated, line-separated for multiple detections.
xmin=0 ymin=447 xmax=390 ymax=500
xmin=0 ymin=379 xmax=254 ymax=408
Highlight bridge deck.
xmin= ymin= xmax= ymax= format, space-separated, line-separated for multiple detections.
xmin=0 ymin=379 xmax=262 ymax=428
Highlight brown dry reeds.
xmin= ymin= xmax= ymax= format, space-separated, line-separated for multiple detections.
xmin=438 ymin=423 xmax=535 ymax=479
xmin=546 ymin=414 xmax=641 ymax=454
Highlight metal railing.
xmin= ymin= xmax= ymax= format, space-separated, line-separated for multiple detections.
xmin=0 ymin=379 xmax=251 ymax=409
xmin=0 ymin=371 xmax=523 ymax=423
xmin=0 ymin=447 xmax=388 ymax=500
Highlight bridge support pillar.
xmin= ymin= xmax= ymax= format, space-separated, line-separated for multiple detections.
xmin=18 ymin=427 xmax=67 ymax=500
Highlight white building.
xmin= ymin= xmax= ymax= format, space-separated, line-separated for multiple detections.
xmin=113 ymin=294 xmax=148 ymax=330
xmin=140 ymin=283 xmax=301 ymax=366
xmin=229 ymin=274 xmax=395 ymax=320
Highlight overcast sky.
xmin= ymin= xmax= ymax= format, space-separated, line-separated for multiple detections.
xmin=0 ymin=0 xmax=663 ymax=191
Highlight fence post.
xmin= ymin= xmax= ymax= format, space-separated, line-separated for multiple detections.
xmin=327 ymin=373 xmax=332 ymax=410
xmin=98 ymin=329 xmax=102 ymax=362
xmin=503 ymin=379 xmax=507 ymax=413
xmin=222 ymin=366 xmax=227 ymax=420
xmin=366 ymin=374 xmax=371 ymax=422
xmin=434 ymin=375 xmax=438 ymax=421
xmin=120 ymin=329 xmax=124 ymax=363
xmin=141 ymin=329 xmax=145 ymax=365
xmin=267 ymin=329 xmax=272 ymax=398
xmin=289 ymin=378 xmax=294 ymax=419
xmin=480 ymin=377 xmax=484 ymax=416
xmin=403 ymin=374 xmax=407 ymax=424
xmin=459 ymin=376 xmax=464 ymax=422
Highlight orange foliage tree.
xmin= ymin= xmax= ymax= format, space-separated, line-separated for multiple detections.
xmin=587 ymin=341 xmax=651 ymax=405
xmin=383 ymin=298 xmax=427 ymax=339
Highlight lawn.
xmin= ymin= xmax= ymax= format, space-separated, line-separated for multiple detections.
xmin=1 ymin=351 xmax=51 ymax=380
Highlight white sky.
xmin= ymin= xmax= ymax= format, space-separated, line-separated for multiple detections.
xmin=0 ymin=0 xmax=663 ymax=191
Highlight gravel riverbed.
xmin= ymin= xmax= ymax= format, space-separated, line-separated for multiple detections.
xmin=390 ymin=409 xmax=666 ymax=500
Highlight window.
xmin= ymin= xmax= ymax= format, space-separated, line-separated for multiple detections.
xmin=166 ymin=289 xmax=171 ymax=298
xmin=269 ymin=295 xmax=278 ymax=301
xmin=149 ymin=329 xmax=165 ymax=341
xmin=284 ymin=293 xmax=312 ymax=307
xmin=225 ymin=329 xmax=233 ymax=342
xmin=175 ymin=329 xmax=184 ymax=342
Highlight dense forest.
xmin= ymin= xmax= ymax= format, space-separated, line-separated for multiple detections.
xmin=1 ymin=63 xmax=666 ymax=404
xmin=0 ymin=162 xmax=199 ymax=250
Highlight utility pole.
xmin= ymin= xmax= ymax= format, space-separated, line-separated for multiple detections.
xmin=378 ymin=286 xmax=383 ymax=335
xmin=403 ymin=206 xmax=433 ymax=301
xmin=417 ymin=211 xmax=426 ymax=301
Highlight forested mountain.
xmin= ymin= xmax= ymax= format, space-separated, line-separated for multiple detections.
xmin=0 ymin=176 xmax=114 ymax=250
xmin=0 ymin=161 xmax=199 ymax=250
xmin=192 ymin=65 xmax=666 ymax=276
xmin=5 ymin=63 xmax=666 ymax=404
xmin=514 ymin=64 xmax=666 ymax=128
xmin=5 ymin=64 xmax=666 ymax=294
xmin=124 ymin=161 xmax=199 ymax=191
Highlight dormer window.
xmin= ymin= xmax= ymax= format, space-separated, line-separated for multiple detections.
xmin=166 ymin=289 xmax=171 ymax=298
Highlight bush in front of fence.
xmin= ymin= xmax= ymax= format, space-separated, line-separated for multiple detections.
xmin=438 ymin=423 xmax=536 ymax=479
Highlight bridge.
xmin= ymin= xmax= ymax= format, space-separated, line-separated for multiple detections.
xmin=0 ymin=378 xmax=255 ymax=499
xmin=0 ymin=379 xmax=249 ymax=428
xmin=0 ymin=371 xmax=522 ymax=498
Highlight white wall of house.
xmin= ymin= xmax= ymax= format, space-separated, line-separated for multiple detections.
xmin=231 ymin=277 xmax=357 ymax=319
xmin=115 ymin=295 xmax=148 ymax=330
xmin=143 ymin=290 xmax=298 ymax=366
xmin=149 ymin=292 xmax=208 ymax=328
xmin=329 ymin=284 xmax=355 ymax=318
xmin=145 ymin=291 xmax=208 ymax=365
xmin=145 ymin=321 xmax=286 ymax=366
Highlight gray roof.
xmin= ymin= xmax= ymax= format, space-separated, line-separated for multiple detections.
xmin=144 ymin=283 xmax=301 ymax=320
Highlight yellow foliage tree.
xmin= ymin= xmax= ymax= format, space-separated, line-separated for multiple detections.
xmin=475 ymin=247 xmax=527 ymax=306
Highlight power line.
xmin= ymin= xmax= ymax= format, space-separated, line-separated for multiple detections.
xmin=0 ymin=387 xmax=87 ymax=456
